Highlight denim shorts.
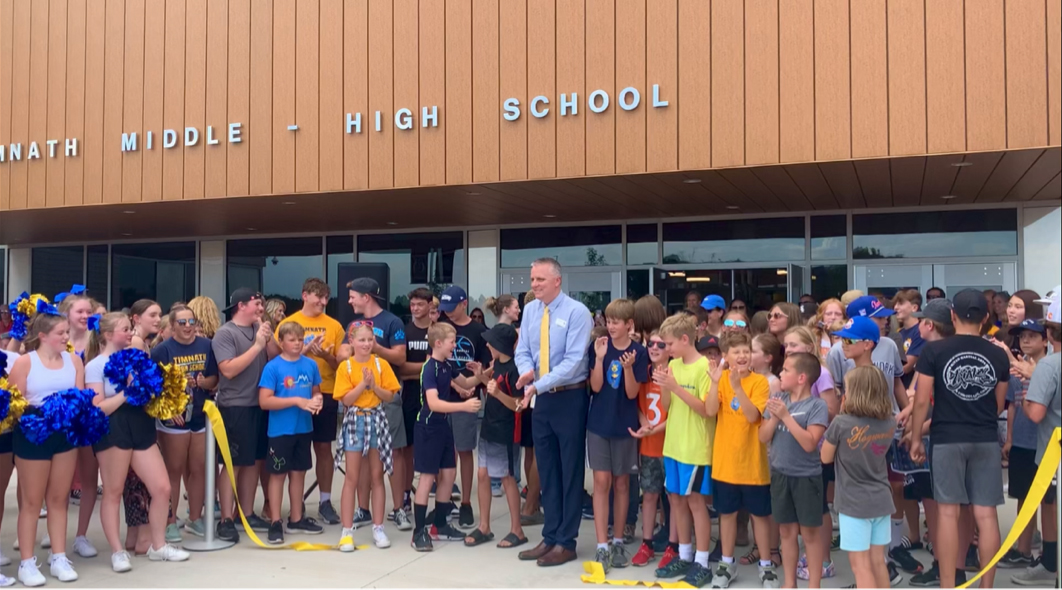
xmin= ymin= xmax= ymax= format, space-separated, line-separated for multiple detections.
xmin=838 ymin=513 xmax=891 ymax=552
xmin=342 ymin=413 xmax=380 ymax=453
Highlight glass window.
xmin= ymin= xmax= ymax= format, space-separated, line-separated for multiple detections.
xmin=663 ymin=218 xmax=805 ymax=264
xmin=358 ymin=232 xmax=464 ymax=319
xmin=626 ymin=224 xmax=659 ymax=266
xmin=86 ymin=245 xmax=109 ymax=307
xmin=655 ymin=269 xmax=732 ymax=315
xmin=227 ymin=238 xmax=323 ymax=315
xmin=501 ymin=225 xmax=622 ymax=268
xmin=734 ymin=268 xmax=791 ymax=313
xmin=811 ymin=265 xmax=849 ymax=304
xmin=627 ymin=269 xmax=650 ymax=299
xmin=811 ymin=215 xmax=846 ymax=260
xmin=853 ymin=209 xmax=1018 ymax=259
xmin=32 ymin=246 xmax=84 ymax=299
xmin=112 ymin=242 xmax=196 ymax=312
xmin=325 ymin=236 xmax=354 ymax=318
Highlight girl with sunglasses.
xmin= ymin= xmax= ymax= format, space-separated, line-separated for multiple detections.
xmin=151 ymin=304 xmax=219 ymax=541
xmin=723 ymin=311 xmax=750 ymax=334
xmin=767 ymin=303 xmax=802 ymax=339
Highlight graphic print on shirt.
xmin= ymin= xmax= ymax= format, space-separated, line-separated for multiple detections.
xmin=644 ymin=391 xmax=663 ymax=426
xmin=283 ymin=373 xmax=314 ymax=390
xmin=845 ymin=424 xmax=891 ymax=455
xmin=449 ymin=336 xmax=476 ymax=370
xmin=943 ymin=352 xmax=998 ymax=401
xmin=607 ymin=360 xmax=622 ymax=390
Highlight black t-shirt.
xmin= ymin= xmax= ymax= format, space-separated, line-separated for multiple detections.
xmin=402 ymin=321 xmax=431 ymax=413
xmin=151 ymin=336 xmax=219 ymax=431
xmin=441 ymin=317 xmax=491 ymax=378
xmin=482 ymin=357 xmax=525 ymax=445
xmin=344 ymin=309 xmax=407 ymax=349
xmin=420 ymin=357 xmax=455 ymax=428
xmin=916 ymin=335 xmax=1010 ymax=445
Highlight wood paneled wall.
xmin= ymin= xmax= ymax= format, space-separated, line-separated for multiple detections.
xmin=1 ymin=0 xmax=1058 ymax=211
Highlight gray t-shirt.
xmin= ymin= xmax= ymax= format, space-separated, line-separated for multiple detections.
xmin=824 ymin=414 xmax=897 ymax=519
xmin=1024 ymin=353 xmax=1061 ymax=465
xmin=212 ymin=321 xmax=268 ymax=407
xmin=1005 ymin=376 xmax=1038 ymax=450
xmin=826 ymin=338 xmax=904 ymax=413
xmin=766 ymin=394 xmax=830 ymax=477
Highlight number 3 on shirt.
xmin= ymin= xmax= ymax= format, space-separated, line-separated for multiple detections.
xmin=645 ymin=392 xmax=663 ymax=426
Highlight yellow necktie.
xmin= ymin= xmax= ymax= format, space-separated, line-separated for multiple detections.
xmin=539 ymin=305 xmax=550 ymax=377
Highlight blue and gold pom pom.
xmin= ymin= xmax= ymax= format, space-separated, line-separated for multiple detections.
xmin=146 ymin=363 xmax=190 ymax=421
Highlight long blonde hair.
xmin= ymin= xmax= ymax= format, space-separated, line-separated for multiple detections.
xmin=842 ymin=366 xmax=892 ymax=420
xmin=785 ymin=326 xmax=823 ymax=362
xmin=85 ymin=312 xmax=130 ymax=363
xmin=188 ymin=296 xmax=221 ymax=339
xmin=24 ymin=314 xmax=68 ymax=352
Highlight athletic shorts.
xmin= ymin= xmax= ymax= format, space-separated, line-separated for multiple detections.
xmin=0 ymin=432 xmax=12 ymax=455
xmin=663 ymin=457 xmax=711 ymax=497
xmin=267 ymin=433 xmax=312 ymax=474
xmin=519 ymin=407 xmax=534 ymax=448
xmin=478 ymin=439 xmax=521 ymax=479
xmin=587 ymin=431 xmax=639 ymax=476
xmin=449 ymin=411 xmax=479 ymax=453
xmin=1008 ymin=446 xmax=1038 ymax=501
xmin=712 ymin=479 xmax=772 ymax=517
xmin=310 ymin=395 xmax=339 ymax=444
xmin=403 ymin=406 xmax=419 ymax=448
xmin=904 ymin=472 xmax=935 ymax=502
xmin=414 ymin=422 xmax=456 ymax=475
xmin=384 ymin=396 xmax=407 ymax=449
xmin=839 ymin=513 xmax=891 ymax=552
xmin=14 ymin=408 xmax=74 ymax=460
xmin=931 ymin=442 xmax=1004 ymax=507
xmin=94 ymin=404 xmax=158 ymax=453
xmin=639 ymin=456 xmax=665 ymax=495
xmin=770 ymin=472 xmax=824 ymax=528
xmin=217 ymin=405 xmax=268 ymax=468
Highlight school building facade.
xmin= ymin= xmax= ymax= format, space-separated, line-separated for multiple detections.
xmin=1 ymin=0 xmax=1060 ymax=316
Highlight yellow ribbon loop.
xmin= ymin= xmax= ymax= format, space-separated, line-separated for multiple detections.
xmin=580 ymin=561 xmax=695 ymax=588
xmin=959 ymin=427 xmax=1061 ymax=589
xmin=204 ymin=401 xmax=367 ymax=552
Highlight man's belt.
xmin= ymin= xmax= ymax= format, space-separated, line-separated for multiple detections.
xmin=546 ymin=381 xmax=587 ymax=394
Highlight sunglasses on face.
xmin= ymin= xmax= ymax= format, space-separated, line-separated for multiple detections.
xmin=648 ymin=341 xmax=667 ymax=350
xmin=768 ymin=312 xmax=787 ymax=320
xmin=731 ymin=305 xmax=747 ymax=311
xmin=842 ymin=338 xmax=867 ymax=346
xmin=175 ymin=318 xmax=199 ymax=327
xmin=724 ymin=319 xmax=748 ymax=328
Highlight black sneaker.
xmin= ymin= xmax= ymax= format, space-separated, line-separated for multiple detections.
xmin=246 ymin=513 xmax=271 ymax=533
xmin=318 ymin=500 xmax=340 ymax=525
xmin=909 ymin=560 xmax=941 ymax=587
xmin=965 ymin=544 xmax=980 ymax=572
xmin=286 ymin=517 xmax=324 ymax=535
xmin=432 ymin=523 xmax=466 ymax=541
xmin=680 ymin=562 xmax=713 ymax=588
xmin=999 ymin=549 xmax=1034 ymax=569
xmin=267 ymin=521 xmax=284 ymax=545
xmin=412 ymin=528 xmax=433 ymax=552
xmin=831 ymin=534 xmax=841 ymax=551
xmin=458 ymin=504 xmax=475 ymax=528
xmin=955 ymin=568 xmax=967 ymax=586
xmin=216 ymin=518 xmax=239 ymax=543
xmin=888 ymin=561 xmax=903 ymax=587
xmin=708 ymin=541 xmax=722 ymax=563
xmin=889 ymin=546 xmax=925 ymax=574
xmin=352 ymin=508 xmax=372 ymax=530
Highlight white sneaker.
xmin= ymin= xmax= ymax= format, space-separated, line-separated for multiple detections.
xmin=338 ymin=528 xmax=355 ymax=553
xmin=40 ymin=533 xmax=51 ymax=550
xmin=1011 ymin=562 xmax=1058 ymax=586
xmin=147 ymin=544 xmax=190 ymax=562
xmin=39 ymin=508 xmax=47 ymax=519
xmin=0 ymin=573 xmax=15 ymax=588
xmin=0 ymin=549 xmax=10 ymax=567
xmin=111 ymin=551 xmax=132 ymax=573
xmin=47 ymin=554 xmax=78 ymax=583
xmin=372 ymin=526 xmax=391 ymax=549
xmin=17 ymin=560 xmax=46 ymax=587
xmin=72 ymin=536 xmax=97 ymax=558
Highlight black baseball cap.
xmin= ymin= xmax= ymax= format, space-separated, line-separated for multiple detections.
xmin=696 ymin=335 xmax=721 ymax=353
xmin=482 ymin=323 xmax=518 ymax=358
xmin=952 ymin=288 xmax=989 ymax=322
xmin=347 ymin=277 xmax=386 ymax=303
xmin=223 ymin=287 xmax=263 ymax=312
xmin=913 ymin=298 xmax=954 ymax=326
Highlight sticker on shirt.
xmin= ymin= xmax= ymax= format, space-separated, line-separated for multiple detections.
xmin=730 ymin=396 xmax=740 ymax=411
xmin=607 ymin=360 xmax=622 ymax=390
xmin=943 ymin=352 xmax=998 ymax=401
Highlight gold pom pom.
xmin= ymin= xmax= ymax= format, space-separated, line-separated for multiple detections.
xmin=66 ymin=342 xmax=75 ymax=354
xmin=16 ymin=294 xmax=50 ymax=318
xmin=146 ymin=363 xmax=189 ymax=421
xmin=0 ymin=377 xmax=29 ymax=433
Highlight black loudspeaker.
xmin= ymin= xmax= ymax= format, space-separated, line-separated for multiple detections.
xmin=336 ymin=262 xmax=390 ymax=329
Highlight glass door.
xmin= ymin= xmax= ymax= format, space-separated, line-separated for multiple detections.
xmin=932 ymin=263 xmax=1016 ymax=295
xmin=787 ymin=264 xmax=806 ymax=304
xmin=653 ymin=268 xmax=732 ymax=315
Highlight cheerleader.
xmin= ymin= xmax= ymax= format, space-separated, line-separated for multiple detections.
xmin=7 ymin=313 xmax=83 ymax=586
xmin=56 ymin=290 xmax=100 ymax=560
xmin=129 ymin=300 xmax=162 ymax=353
xmin=0 ymin=349 xmax=22 ymax=587
xmin=84 ymin=313 xmax=190 ymax=572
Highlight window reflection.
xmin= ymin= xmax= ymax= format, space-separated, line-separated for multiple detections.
xmin=663 ymin=218 xmax=805 ymax=264
xmin=626 ymin=224 xmax=659 ymax=266
xmin=325 ymin=236 xmax=354 ymax=318
xmin=811 ymin=265 xmax=848 ymax=304
xmin=358 ymin=232 xmax=464 ymax=320
xmin=32 ymin=246 xmax=84 ymax=299
xmin=501 ymin=226 xmax=622 ymax=268
xmin=87 ymin=245 xmax=109 ymax=307
xmin=811 ymin=216 xmax=846 ymax=261
xmin=853 ymin=210 xmax=1018 ymax=259
xmin=627 ymin=269 xmax=650 ymax=299
xmin=227 ymin=238 xmax=323 ymax=314
xmin=112 ymin=243 xmax=196 ymax=311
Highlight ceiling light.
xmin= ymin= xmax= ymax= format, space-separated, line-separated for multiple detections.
xmin=726 ymin=205 xmax=740 ymax=210
xmin=682 ymin=178 xmax=702 ymax=184
xmin=668 ymin=272 xmax=686 ymax=278
xmin=121 ymin=232 xmax=133 ymax=237
xmin=941 ymin=195 xmax=957 ymax=200
xmin=951 ymin=162 xmax=973 ymax=168
xmin=467 ymin=191 xmax=482 ymax=196
xmin=282 ymin=201 xmax=297 ymax=205
xmin=122 ymin=210 xmax=136 ymax=214
xmin=777 ymin=269 xmax=789 ymax=276
xmin=246 ymin=227 xmax=257 ymax=231
xmin=387 ymin=221 xmax=398 ymax=226
xmin=687 ymin=277 xmax=712 ymax=283
xmin=543 ymin=214 xmax=557 ymax=218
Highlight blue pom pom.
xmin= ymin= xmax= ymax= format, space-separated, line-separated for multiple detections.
xmin=103 ymin=349 xmax=163 ymax=407
xmin=0 ymin=388 xmax=10 ymax=422
xmin=19 ymin=388 xmax=107 ymax=446
xmin=67 ymin=404 xmax=109 ymax=448
xmin=0 ymin=351 xmax=7 ymax=379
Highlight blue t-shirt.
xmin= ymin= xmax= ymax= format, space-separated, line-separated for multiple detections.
xmin=259 ymin=356 xmax=321 ymax=437
xmin=899 ymin=324 xmax=925 ymax=388
xmin=419 ymin=357 xmax=455 ymax=428
xmin=587 ymin=339 xmax=649 ymax=438
xmin=1006 ymin=376 xmax=1038 ymax=450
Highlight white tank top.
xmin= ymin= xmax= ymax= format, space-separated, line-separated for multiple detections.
xmin=25 ymin=351 xmax=77 ymax=407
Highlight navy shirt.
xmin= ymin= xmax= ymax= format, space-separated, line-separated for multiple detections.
xmin=419 ymin=357 xmax=456 ymax=428
xmin=344 ymin=309 xmax=407 ymax=349
xmin=151 ymin=337 xmax=218 ymax=432
xmin=587 ymin=339 xmax=649 ymax=438
xmin=899 ymin=324 xmax=925 ymax=388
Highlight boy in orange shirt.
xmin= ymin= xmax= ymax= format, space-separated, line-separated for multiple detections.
xmin=630 ymin=331 xmax=671 ymax=568
xmin=706 ymin=332 xmax=776 ymax=588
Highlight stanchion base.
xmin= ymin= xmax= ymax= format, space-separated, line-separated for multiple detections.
xmin=182 ymin=538 xmax=236 ymax=552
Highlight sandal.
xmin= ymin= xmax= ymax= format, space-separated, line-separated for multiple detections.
xmin=464 ymin=529 xmax=495 ymax=547
xmin=497 ymin=532 xmax=528 ymax=549
xmin=739 ymin=547 xmax=760 ymax=566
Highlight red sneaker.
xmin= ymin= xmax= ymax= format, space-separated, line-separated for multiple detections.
xmin=632 ymin=543 xmax=656 ymax=567
xmin=656 ymin=546 xmax=678 ymax=570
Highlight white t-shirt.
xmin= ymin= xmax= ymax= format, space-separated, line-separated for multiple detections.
xmin=85 ymin=353 xmax=120 ymax=398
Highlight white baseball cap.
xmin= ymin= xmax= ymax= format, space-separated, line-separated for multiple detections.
xmin=1037 ymin=285 xmax=1061 ymax=324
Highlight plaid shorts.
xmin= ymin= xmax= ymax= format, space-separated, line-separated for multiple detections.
xmin=639 ymin=455 xmax=665 ymax=495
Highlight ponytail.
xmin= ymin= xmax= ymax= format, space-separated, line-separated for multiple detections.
xmin=85 ymin=312 xmax=131 ymax=363
xmin=485 ymin=294 xmax=516 ymax=319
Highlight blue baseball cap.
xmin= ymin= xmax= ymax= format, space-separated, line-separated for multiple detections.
xmin=1008 ymin=318 xmax=1047 ymax=336
xmin=847 ymin=296 xmax=894 ymax=319
xmin=700 ymin=294 xmax=726 ymax=312
xmin=438 ymin=286 xmax=468 ymax=313
xmin=833 ymin=316 xmax=881 ymax=344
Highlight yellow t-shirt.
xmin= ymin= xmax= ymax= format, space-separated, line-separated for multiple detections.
xmin=662 ymin=357 xmax=716 ymax=466
xmin=711 ymin=370 xmax=771 ymax=485
xmin=276 ymin=311 xmax=344 ymax=393
xmin=333 ymin=354 xmax=400 ymax=409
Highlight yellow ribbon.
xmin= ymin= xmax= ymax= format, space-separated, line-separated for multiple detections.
xmin=959 ymin=427 xmax=1061 ymax=589
xmin=580 ymin=561 xmax=695 ymax=588
xmin=204 ymin=401 xmax=367 ymax=552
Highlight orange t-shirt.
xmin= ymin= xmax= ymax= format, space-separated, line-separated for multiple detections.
xmin=637 ymin=380 xmax=668 ymax=458
xmin=711 ymin=370 xmax=771 ymax=486
xmin=333 ymin=355 xmax=400 ymax=409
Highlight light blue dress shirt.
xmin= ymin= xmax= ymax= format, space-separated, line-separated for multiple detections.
xmin=515 ymin=292 xmax=593 ymax=394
